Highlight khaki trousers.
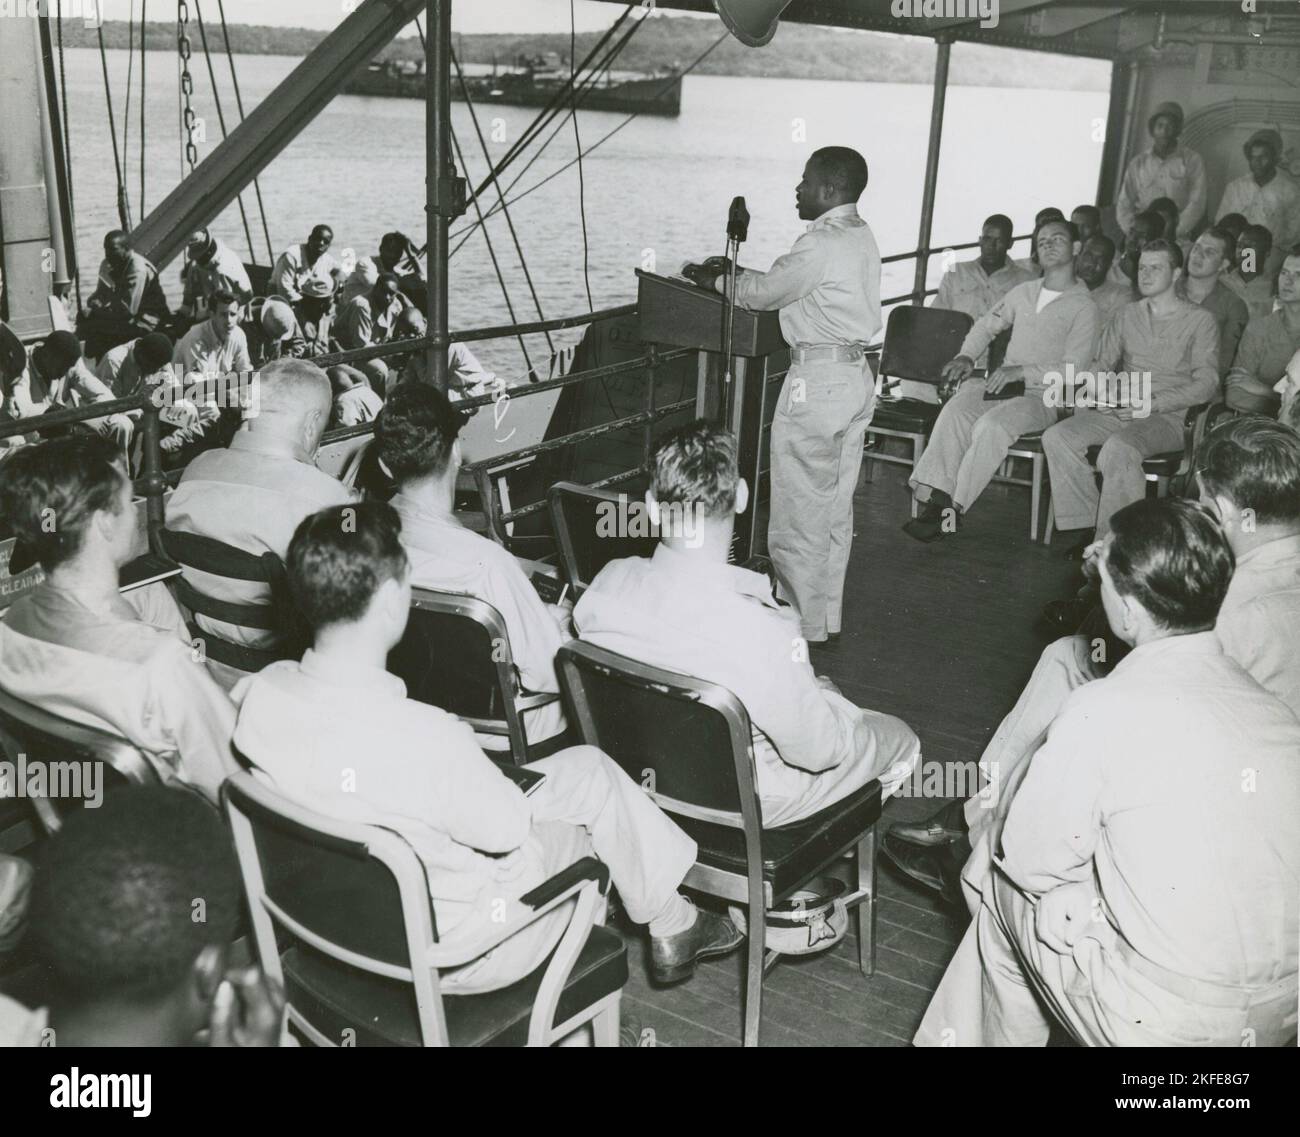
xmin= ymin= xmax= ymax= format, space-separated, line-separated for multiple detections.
xmin=440 ymin=745 xmax=697 ymax=995
xmin=1042 ymin=409 xmax=1184 ymax=535
xmin=910 ymin=379 xmax=1058 ymax=512
xmin=916 ymin=871 xmax=1299 ymax=1047
xmin=769 ymin=358 xmax=874 ymax=642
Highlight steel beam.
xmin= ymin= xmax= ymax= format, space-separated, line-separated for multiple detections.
xmin=130 ymin=0 xmax=427 ymax=270
xmin=911 ymin=37 xmax=951 ymax=307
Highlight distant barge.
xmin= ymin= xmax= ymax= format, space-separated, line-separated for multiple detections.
xmin=345 ymin=53 xmax=683 ymax=116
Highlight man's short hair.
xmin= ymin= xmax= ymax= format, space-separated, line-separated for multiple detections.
xmin=651 ymin=420 xmax=739 ymax=520
xmin=1133 ymin=208 xmax=1166 ymax=238
xmin=1141 ymin=238 xmax=1183 ymax=270
xmin=42 ymin=330 xmax=82 ymax=374
xmin=209 ymin=287 xmax=238 ymax=308
xmin=1218 ymin=213 xmax=1248 ymax=239
xmin=133 ymin=333 xmax=174 ymax=374
xmin=983 ymin=214 xmax=1013 ymax=241
xmin=1198 ymin=416 xmax=1300 ymax=526
xmin=256 ymin=357 xmax=332 ymax=417
xmin=1105 ymin=498 xmax=1234 ymax=634
xmin=1200 ymin=225 xmax=1236 ymax=264
xmin=1071 ymin=204 xmax=1101 ymax=227
xmin=1034 ymin=207 xmax=1065 ymax=225
xmin=287 ymin=502 xmax=408 ymax=632
xmin=374 ymin=271 xmax=401 ymax=292
xmin=310 ymin=223 xmax=333 ymax=240
xmin=809 ymin=146 xmax=868 ymax=200
xmin=28 ymin=787 xmax=240 ymax=1003
xmin=1036 ymin=217 xmax=1078 ymax=245
xmin=374 ymin=383 xmax=463 ymax=485
xmin=1239 ymin=223 xmax=1273 ymax=254
xmin=103 ymin=229 xmax=127 ymax=248
xmin=1149 ymin=196 xmax=1179 ymax=221
xmin=1085 ymin=233 xmax=1117 ymax=263
xmin=0 ymin=435 xmax=126 ymax=571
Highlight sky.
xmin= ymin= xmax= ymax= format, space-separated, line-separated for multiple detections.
xmin=184 ymin=0 xmax=703 ymax=36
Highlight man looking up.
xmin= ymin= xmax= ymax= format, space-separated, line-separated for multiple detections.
xmin=1178 ymin=226 xmax=1249 ymax=375
xmin=904 ymin=219 xmax=1099 ymax=543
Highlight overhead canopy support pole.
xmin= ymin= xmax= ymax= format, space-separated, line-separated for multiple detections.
xmin=131 ymin=0 xmax=427 ymax=269
xmin=911 ymin=35 xmax=951 ymax=305
xmin=1097 ymin=58 xmax=1137 ymax=210
xmin=427 ymin=0 xmax=451 ymax=394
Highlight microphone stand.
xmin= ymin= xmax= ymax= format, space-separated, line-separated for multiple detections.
xmin=720 ymin=195 xmax=749 ymax=427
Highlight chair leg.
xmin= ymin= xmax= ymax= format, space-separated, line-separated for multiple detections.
xmin=743 ymin=901 xmax=766 ymax=1047
xmin=856 ymin=828 xmax=877 ymax=978
xmin=592 ymin=994 xmax=621 ymax=1048
xmin=1029 ymin=453 xmax=1042 ymax=543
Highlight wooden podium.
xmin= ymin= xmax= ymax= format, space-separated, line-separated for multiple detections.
xmin=635 ymin=270 xmax=789 ymax=564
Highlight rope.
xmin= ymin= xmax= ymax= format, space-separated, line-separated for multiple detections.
xmin=55 ymin=12 xmax=82 ymax=309
xmin=140 ymin=0 xmax=147 ymax=215
xmin=217 ymin=0 xmax=274 ymax=262
xmin=123 ymin=2 xmax=134 ymax=180
xmin=194 ymin=0 xmax=257 ymax=262
xmin=96 ymin=23 xmax=131 ymax=229
xmin=571 ymin=1 xmax=593 ymax=312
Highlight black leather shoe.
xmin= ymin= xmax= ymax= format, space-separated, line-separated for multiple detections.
xmin=902 ymin=516 xmax=947 ymax=543
xmin=650 ymin=909 xmax=744 ymax=985
xmin=889 ymin=801 xmax=969 ymax=849
xmin=882 ymin=836 xmax=968 ymax=912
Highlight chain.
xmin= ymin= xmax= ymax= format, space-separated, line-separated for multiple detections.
xmin=178 ymin=0 xmax=199 ymax=172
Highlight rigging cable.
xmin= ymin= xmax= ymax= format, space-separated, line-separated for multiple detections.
xmin=194 ymin=0 xmax=257 ymax=262
xmin=123 ymin=2 xmax=134 ymax=193
xmin=571 ymin=0 xmax=593 ymax=312
xmin=451 ymin=28 xmax=727 ymax=254
xmin=216 ymin=0 xmax=275 ymax=262
xmin=140 ymin=0 xmax=147 ymax=215
xmin=96 ymin=21 xmax=131 ymax=229
xmin=54 ymin=11 xmax=82 ymax=309
xmin=448 ymin=12 xmax=646 ymax=255
xmin=448 ymin=45 xmax=555 ymax=356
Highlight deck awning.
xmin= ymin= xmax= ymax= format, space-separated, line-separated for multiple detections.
xmin=591 ymin=1 xmax=1300 ymax=60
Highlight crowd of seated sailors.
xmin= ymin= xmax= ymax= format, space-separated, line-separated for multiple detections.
xmin=0 ymin=97 xmax=1297 ymax=1047
xmin=0 ymin=221 xmax=496 ymax=472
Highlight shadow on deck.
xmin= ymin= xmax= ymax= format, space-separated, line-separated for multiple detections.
xmin=618 ymin=457 xmax=1082 ymax=1046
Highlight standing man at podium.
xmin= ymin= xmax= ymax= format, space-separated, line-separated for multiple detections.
xmin=685 ymin=147 xmax=881 ymax=643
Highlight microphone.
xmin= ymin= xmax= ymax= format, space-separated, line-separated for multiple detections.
xmin=727 ymin=195 xmax=750 ymax=243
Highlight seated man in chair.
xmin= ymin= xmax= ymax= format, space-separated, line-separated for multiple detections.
xmin=904 ymin=218 xmax=1100 ymax=543
xmin=166 ymin=358 xmax=355 ymax=690
xmin=574 ymin=420 xmax=920 ymax=827
xmin=374 ymin=383 xmax=569 ymax=753
xmin=913 ymin=498 xmax=1300 ymax=1047
xmin=888 ymin=416 xmax=1300 ymax=912
xmin=0 ymin=436 xmax=238 ymax=800
xmin=232 ymin=502 xmax=741 ymax=991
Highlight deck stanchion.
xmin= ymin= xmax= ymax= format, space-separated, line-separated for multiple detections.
xmin=140 ymin=385 xmax=167 ymax=552
xmin=911 ymin=35 xmax=951 ymax=307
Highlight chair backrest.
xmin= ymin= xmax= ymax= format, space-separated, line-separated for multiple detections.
xmin=547 ymin=481 xmax=658 ymax=595
xmin=0 ymin=686 xmax=159 ymax=835
xmin=387 ymin=588 xmax=520 ymax=733
xmin=158 ymin=527 xmax=300 ymax=673
xmin=222 ymin=770 xmax=449 ymax=1045
xmin=879 ymin=306 xmax=974 ymax=387
xmin=555 ymin=641 xmax=762 ymax=832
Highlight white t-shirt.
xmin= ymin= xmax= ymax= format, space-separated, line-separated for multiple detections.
xmin=1035 ymin=287 xmax=1063 ymax=314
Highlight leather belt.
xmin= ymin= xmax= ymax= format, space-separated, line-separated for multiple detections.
xmin=790 ymin=343 xmax=866 ymax=364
